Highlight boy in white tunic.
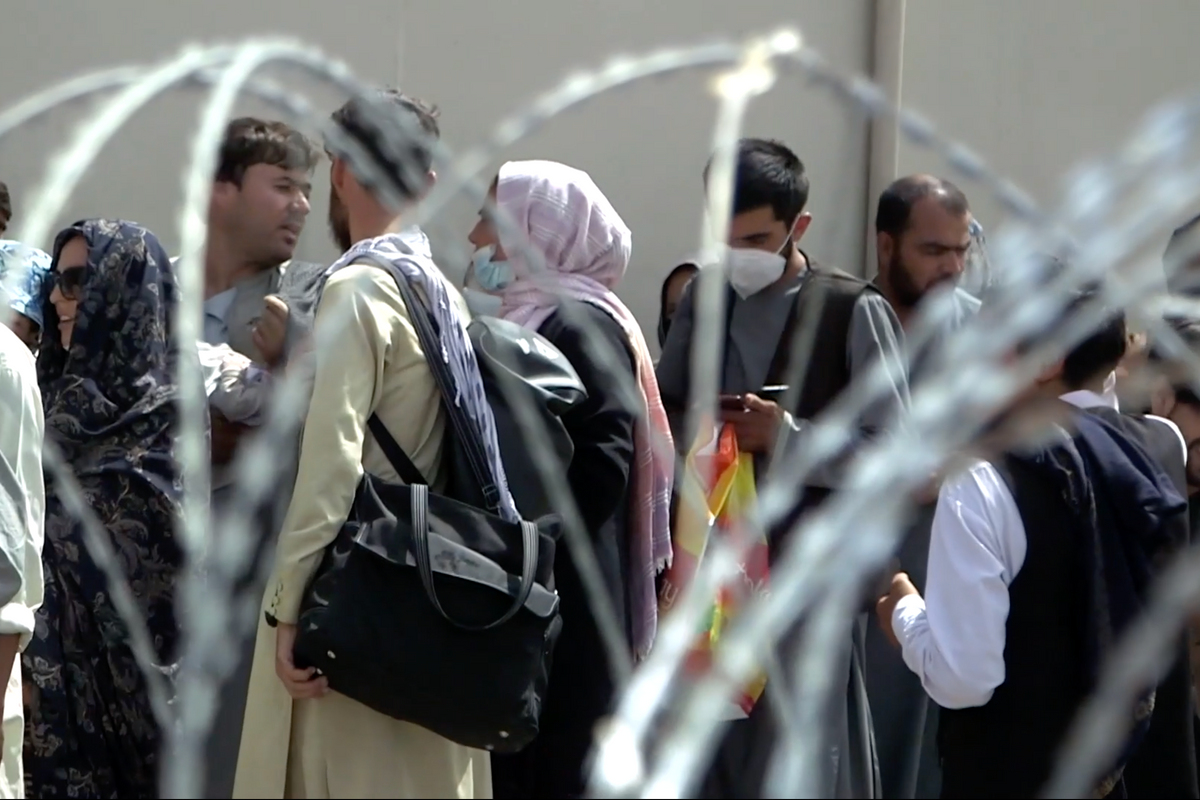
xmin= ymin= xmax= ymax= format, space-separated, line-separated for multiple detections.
xmin=0 ymin=315 xmax=46 ymax=798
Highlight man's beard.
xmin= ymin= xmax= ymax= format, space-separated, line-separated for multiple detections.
xmin=328 ymin=186 xmax=352 ymax=252
xmin=889 ymin=252 xmax=956 ymax=310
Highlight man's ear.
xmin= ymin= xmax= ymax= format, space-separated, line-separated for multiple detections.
xmin=416 ymin=169 xmax=437 ymax=202
xmin=791 ymin=212 xmax=813 ymax=241
xmin=1148 ymin=375 xmax=1178 ymax=418
xmin=330 ymin=157 xmax=347 ymax=193
xmin=209 ymin=180 xmax=235 ymax=217
xmin=877 ymin=231 xmax=895 ymax=268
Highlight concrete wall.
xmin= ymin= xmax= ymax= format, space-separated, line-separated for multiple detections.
xmin=0 ymin=0 xmax=871 ymax=339
xmin=893 ymin=0 xmax=1200 ymax=273
xmin=2 ymin=0 xmax=1198 ymax=337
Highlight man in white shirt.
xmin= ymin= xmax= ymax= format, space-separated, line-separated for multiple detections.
xmin=878 ymin=277 xmax=1190 ymax=798
xmin=0 ymin=318 xmax=46 ymax=798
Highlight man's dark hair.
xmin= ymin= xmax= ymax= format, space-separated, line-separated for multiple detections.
xmin=328 ymin=89 xmax=441 ymax=202
xmin=1060 ymin=297 xmax=1127 ymax=389
xmin=875 ymin=175 xmax=970 ymax=239
xmin=704 ymin=138 xmax=809 ymax=222
xmin=984 ymin=255 xmax=1127 ymax=390
xmin=214 ymin=117 xmax=320 ymax=186
xmin=0 ymin=181 xmax=11 ymax=230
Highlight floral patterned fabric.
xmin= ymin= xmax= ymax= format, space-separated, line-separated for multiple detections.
xmin=23 ymin=219 xmax=189 ymax=799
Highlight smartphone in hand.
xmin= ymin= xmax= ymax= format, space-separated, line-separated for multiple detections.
xmin=719 ymin=394 xmax=746 ymax=412
xmin=758 ymin=384 xmax=789 ymax=404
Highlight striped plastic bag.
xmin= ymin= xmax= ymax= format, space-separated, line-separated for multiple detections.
xmin=658 ymin=422 xmax=770 ymax=719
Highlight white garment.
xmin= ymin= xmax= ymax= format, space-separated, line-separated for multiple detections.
xmin=1101 ymin=370 xmax=1119 ymax=408
xmin=892 ymin=382 xmax=1186 ymax=709
xmin=0 ymin=324 xmax=46 ymax=798
xmin=198 ymin=341 xmax=272 ymax=426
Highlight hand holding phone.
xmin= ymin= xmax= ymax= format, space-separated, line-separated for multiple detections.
xmin=720 ymin=392 xmax=785 ymax=453
xmin=719 ymin=394 xmax=746 ymax=412
xmin=757 ymin=385 xmax=788 ymax=404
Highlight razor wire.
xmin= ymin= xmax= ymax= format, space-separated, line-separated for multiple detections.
xmin=0 ymin=35 xmax=1161 ymax=800
xmin=0 ymin=24 xmax=1198 ymax=800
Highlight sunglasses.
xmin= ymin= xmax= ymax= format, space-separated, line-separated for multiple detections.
xmin=54 ymin=266 xmax=86 ymax=300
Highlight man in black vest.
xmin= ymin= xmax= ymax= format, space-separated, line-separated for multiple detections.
xmin=878 ymin=275 xmax=1189 ymax=798
xmin=657 ymin=138 xmax=910 ymax=799
xmin=866 ymin=174 xmax=980 ymax=800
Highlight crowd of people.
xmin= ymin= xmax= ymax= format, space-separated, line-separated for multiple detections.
xmin=0 ymin=84 xmax=1197 ymax=800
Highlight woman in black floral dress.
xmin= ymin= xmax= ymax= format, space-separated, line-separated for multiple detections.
xmin=23 ymin=219 xmax=186 ymax=798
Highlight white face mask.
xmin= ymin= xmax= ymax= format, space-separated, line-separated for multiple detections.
xmin=727 ymin=228 xmax=794 ymax=298
xmin=463 ymin=287 xmax=503 ymax=318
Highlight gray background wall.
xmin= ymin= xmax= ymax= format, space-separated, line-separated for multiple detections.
xmin=2 ymin=0 xmax=1198 ymax=344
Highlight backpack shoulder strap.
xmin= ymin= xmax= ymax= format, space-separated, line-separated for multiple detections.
xmin=337 ymin=252 xmax=501 ymax=511
xmin=367 ymin=415 xmax=427 ymax=486
xmin=332 ymin=253 xmax=440 ymax=489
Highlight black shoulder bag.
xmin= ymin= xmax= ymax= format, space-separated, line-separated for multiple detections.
xmin=292 ymin=261 xmax=565 ymax=754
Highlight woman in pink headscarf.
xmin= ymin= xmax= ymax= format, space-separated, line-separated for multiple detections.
xmin=468 ymin=160 xmax=673 ymax=799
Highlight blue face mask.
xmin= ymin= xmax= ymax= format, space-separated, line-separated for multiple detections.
xmin=472 ymin=245 xmax=514 ymax=292
xmin=463 ymin=288 xmax=503 ymax=318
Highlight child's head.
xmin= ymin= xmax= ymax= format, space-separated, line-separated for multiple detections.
xmin=983 ymin=255 xmax=1127 ymax=397
xmin=0 ymin=240 xmax=52 ymax=350
xmin=971 ymin=256 xmax=1127 ymax=452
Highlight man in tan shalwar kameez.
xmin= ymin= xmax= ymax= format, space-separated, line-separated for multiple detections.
xmin=233 ymin=91 xmax=492 ymax=799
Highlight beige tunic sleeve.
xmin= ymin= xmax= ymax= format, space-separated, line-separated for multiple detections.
xmin=264 ymin=262 xmax=438 ymax=624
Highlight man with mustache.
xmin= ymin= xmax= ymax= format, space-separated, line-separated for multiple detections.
xmin=866 ymin=174 xmax=980 ymax=799
xmin=199 ymin=116 xmax=322 ymax=799
xmin=873 ymin=174 xmax=978 ymax=335
xmin=203 ymin=117 xmax=322 ymax=466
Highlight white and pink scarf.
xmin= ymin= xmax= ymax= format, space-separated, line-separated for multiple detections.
xmin=495 ymin=159 xmax=674 ymax=659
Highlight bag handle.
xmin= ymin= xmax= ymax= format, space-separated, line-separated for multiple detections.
xmin=411 ymin=483 xmax=540 ymax=631
xmin=367 ymin=414 xmax=538 ymax=630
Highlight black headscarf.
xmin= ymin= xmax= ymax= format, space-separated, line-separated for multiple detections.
xmin=39 ymin=218 xmax=185 ymax=501
xmin=657 ymin=260 xmax=700 ymax=349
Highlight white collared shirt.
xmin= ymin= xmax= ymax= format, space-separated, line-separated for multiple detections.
xmin=892 ymin=375 xmax=1186 ymax=709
